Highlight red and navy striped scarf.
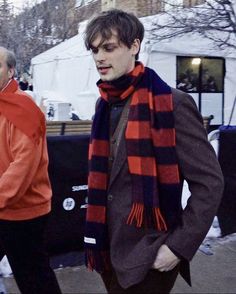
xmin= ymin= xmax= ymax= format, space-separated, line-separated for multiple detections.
xmin=85 ymin=62 xmax=181 ymax=272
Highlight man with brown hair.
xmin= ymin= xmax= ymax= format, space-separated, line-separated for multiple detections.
xmin=0 ymin=46 xmax=61 ymax=294
xmin=84 ymin=9 xmax=224 ymax=293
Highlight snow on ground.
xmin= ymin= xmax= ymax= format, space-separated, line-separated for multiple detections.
xmin=182 ymin=176 xmax=236 ymax=256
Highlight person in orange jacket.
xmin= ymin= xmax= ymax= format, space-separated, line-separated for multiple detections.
xmin=0 ymin=46 xmax=61 ymax=294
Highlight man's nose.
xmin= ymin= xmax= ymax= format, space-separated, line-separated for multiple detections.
xmin=94 ymin=49 xmax=106 ymax=62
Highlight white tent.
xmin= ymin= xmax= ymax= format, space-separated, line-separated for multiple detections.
xmin=31 ymin=17 xmax=236 ymax=124
xmin=31 ymin=21 xmax=100 ymax=120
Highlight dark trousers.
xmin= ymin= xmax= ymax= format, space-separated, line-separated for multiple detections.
xmin=0 ymin=214 xmax=61 ymax=294
xmin=101 ymin=266 xmax=179 ymax=294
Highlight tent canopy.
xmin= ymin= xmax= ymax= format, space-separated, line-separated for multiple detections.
xmin=31 ymin=14 xmax=236 ymax=122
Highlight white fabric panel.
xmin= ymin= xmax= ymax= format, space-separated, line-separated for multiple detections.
xmin=201 ymin=93 xmax=223 ymax=125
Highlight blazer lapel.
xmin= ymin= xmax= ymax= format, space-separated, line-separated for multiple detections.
xmin=108 ymin=129 xmax=127 ymax=189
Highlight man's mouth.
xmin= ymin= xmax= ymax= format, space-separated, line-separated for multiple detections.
xmin=97 ymin=66 xmax=111 ymax=75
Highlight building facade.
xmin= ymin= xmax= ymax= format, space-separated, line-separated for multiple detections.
xmin=75 ymin=0 xmax=206 ymax=21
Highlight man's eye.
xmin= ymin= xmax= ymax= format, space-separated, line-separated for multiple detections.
xmin=90 ymin=48 xmax=98 ymax=54
xmin=104 ymin=46 xmax=115 ymax=52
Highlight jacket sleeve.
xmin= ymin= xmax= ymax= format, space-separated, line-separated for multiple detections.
xmin=165 ymin=90 xmax=224 ymax=261
xmin=0 ymin=123 xmax=43 ymax=208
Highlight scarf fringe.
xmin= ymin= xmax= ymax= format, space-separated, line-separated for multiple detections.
xmin=127 ymin=203 xmax=144 ymax=227
xmin=127 ymin=203 xmax=167 ymax=231
xmin=85 ymin=249 xmax=111 ymax=273
xmin=153 ymin=207 xmax=168 ymax=231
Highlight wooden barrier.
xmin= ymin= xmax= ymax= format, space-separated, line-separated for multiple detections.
xmin=46 ymin=116 xmax=212 ymax=136
xmin=46 ymin=120 xmax=92 ymax=136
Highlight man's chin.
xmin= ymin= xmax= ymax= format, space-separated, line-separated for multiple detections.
xmin=100 ymin=74 xmax=123 ymax=82
xmin=100 ymin=76 xmax=113 ymax=82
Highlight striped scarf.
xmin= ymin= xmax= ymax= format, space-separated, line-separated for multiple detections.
xmin=85 ymin=62 xmax=181 ymax=272
xmin=0 ymin=79 xmax=45 ymax=144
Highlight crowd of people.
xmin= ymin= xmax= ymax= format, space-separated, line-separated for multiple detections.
xmin=0 ymin=8 xmax=224 ymax=294
xmin=177 ymin=68 xmax=219 ymax=93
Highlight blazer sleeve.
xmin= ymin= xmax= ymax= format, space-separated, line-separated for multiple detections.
xmin=165 ymin=89 xmax=224 ymax=261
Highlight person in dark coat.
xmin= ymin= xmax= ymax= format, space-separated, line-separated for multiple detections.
xmin=19 ymin=76 xmax=29 ymax=91
xmin=83 ymin=9 xmax=224 ymax=293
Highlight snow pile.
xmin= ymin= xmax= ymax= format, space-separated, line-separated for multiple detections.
xmin=0 ymin=256 xmax=12 ymax=277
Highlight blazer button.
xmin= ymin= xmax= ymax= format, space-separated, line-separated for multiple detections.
xmin=108 ymin=194 xmax=113 ymax=201
xmin=109 ymin=156 xmax=114 ymax=162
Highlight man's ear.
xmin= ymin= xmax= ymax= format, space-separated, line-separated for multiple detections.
xmin=8 ymin=68 xmax=14 ymax=79
xmin=131 ymin=39 xmax=141 ymax=56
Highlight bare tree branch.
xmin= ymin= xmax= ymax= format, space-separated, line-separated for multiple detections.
xmin=148 ymin=0 xmax=236 ymax=50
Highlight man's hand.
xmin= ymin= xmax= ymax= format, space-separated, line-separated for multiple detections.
xmin=152 ymin=244 xmax=180 ymax=272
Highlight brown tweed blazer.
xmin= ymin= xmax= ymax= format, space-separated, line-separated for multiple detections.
xmin=106 ymin=88 xmax=224 ymax=289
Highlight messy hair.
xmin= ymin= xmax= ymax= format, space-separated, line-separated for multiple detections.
xmin=84 ymin=9 xmax=144 ymax=60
